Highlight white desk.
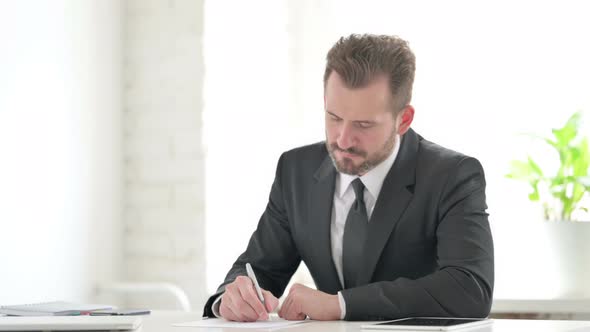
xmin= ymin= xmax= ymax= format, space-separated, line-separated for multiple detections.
xmin=492 ymin=299 xmax=590 ymax=320
xmin=140 ymin=311 xmax=590 ymax=332
xmin=493 ymin=299 xmax=590 ymax=314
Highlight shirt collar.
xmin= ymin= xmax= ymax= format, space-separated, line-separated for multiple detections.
xmin=337 ymin=134 xmax=401 ymax=199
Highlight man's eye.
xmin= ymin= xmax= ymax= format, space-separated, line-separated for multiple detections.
xmin=330 ymin=115 xmax=341 ymax=121
xmin=356 ymin=122 xmax=373 ymax=129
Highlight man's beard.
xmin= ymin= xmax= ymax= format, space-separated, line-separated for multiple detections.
xmin=326 ymin=131 xmax=397 ymax=176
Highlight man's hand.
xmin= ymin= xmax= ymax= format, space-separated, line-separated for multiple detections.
xmin=278 ymin=283 xmax=341 ymax=321
xmin=219 ymin=275 xmax=279 ymax=322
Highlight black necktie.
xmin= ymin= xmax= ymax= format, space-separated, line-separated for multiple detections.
xmin=342 ymin=178 xmax=368 ymax=289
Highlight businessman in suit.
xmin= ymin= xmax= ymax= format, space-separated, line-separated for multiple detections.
xmin=203 ymin=34 xmax=494 ymax=321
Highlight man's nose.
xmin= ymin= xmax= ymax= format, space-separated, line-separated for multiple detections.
xmin=336 ymin=123 xmax=355 ymax=150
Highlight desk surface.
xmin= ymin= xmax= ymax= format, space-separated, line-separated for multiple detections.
xmin=492 ymin=298 xmax=590 ymax=313
xmin=140 ymin=311 xmax=590 ymax=332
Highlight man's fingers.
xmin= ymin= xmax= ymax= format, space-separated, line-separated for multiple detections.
xmin=262 ymin=289 xmax=279 ymax=312
xmin=219 ymin=295 xmax=240 ymax=321
xmin=288 ymin=312 xmax=306 ymax=321
xmin=238 ymin=282 xmax=268 ymax=320
xmin=219 ymin=301 xmax=239 ymax=321
xmin=221 ymin=298 xmax=247 ymax=323
xmin=219 ymin=276 xmax=276 ymax=322
xmin=278 ymin=294 xmax=290 ymax=318
xmin=280 ymin=296 xmax=305 ymax=321
xmin=227 ymin=288 xmax=259 ymax=321
xmin=227 ymin=304 xmax=247 ymax=322
xmin=225 ymin=281 xmax=259 ymax=322
xmin=278 ymin=287 xmax=307 ymax=321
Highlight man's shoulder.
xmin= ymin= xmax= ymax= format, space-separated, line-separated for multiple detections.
xmin=418 ymin=136 xmax=467 ymax=161
xmin=416 ymin=134 xmax=482 ymax=172
xmin=275 ymin=142 xmax=330 ymax=177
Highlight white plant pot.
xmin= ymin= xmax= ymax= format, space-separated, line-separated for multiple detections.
xmin=542 ymin=221 xmax=590 ymax=298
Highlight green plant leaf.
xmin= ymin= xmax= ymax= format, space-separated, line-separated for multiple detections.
xmin=507 ymin=111 xmax=590 ymax=221
xmin=529 ymin=180 xmax=541 ymax=201
xmin=552 ymin=112 xmax=581 ymax=148
xmin=572 ymin=183 xmax=585 ymax=204
xmin=527 ymin=157 xmax=544 ymax=176
xmin=506 ymin=159 xmax=542 ymax=182
xmin=573 ymin=138 xmax=590 ymax=176
xmin=543 ymin=138 xmax=559 ymax=149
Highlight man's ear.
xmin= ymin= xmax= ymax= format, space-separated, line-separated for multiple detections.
xmin=396 ymin=105 xmax=415 ymax=135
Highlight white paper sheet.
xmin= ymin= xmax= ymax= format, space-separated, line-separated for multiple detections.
xmin=173 ymin=317 xmax=307 ymax=329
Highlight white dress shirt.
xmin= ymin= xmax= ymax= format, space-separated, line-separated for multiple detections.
xmin=212 ymin=135 xmax=400 ymax=319
xmin=333 ymin=136 xmax=400 ymax=318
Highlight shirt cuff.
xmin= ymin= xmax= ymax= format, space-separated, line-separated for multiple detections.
xmin=337 ymin=291 xmax=346 ymax=320
xmin=211 ymin=293 xmax=224 ymax=318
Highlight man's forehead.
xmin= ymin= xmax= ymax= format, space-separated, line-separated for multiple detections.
xmin=325 ymin=78 xmax=394 ymax=115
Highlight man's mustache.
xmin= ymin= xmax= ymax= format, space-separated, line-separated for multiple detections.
xmin=329 ymin=143 xmax=367 ymax=157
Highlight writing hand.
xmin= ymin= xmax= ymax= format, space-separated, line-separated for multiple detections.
xmin=219 ymin=275 xmax=279 ymax=322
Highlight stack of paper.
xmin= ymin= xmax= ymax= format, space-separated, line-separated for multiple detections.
xmin=0 ymin=301 xmax=113 ymax=316
xmin=173 ymin=317 xmax=308 ymax=329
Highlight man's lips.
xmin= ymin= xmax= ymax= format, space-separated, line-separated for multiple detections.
xmin=337 ymin=150 xmax=361 ymax=159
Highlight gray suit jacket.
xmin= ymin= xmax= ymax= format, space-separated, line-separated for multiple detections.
xmin=203 ymin=128 xmax=494 ymax=320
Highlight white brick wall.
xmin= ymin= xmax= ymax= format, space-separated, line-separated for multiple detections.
xmin=123 ymin=0 xmax=206 ymax=310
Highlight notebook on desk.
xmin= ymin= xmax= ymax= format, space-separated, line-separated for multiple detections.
xmin=0 ymin=301 xmax=113 ymax=316
xmin=0 ymin=315 xmax=142 ymax=331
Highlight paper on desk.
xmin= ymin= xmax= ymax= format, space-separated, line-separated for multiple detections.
xmin=173 ymin=316 xmax=307 ymax=329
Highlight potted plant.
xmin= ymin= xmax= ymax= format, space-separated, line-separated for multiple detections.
xmin=506 ymin=111 xmax=590 ymax=298
xmin=507 ymin=111 xmax=590 ymax=221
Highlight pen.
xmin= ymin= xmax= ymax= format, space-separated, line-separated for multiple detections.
xmin=245 ymin=263 xmax=266 ymax=309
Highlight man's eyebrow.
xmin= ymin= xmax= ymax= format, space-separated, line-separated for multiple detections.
xmin=326 ymin=111 xmax=341 ymax=119
xmin=326 ymin=111 xmax=376 ymax=124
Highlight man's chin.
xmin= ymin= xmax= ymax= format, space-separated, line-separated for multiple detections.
xmin=335 ymin=158 xmax=362 ymax=175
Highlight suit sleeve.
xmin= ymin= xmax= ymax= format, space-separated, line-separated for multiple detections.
xmin=340 ymin=157 xmax=494 ymax=320
xmin=203 ymin=153 xmax=301 ymax=317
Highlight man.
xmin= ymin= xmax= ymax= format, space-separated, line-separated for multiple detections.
xmin=203 ymin=34 xmax=494 ymax=321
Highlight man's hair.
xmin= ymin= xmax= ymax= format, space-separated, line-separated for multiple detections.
xmin=323 ymin=34 xmax=416 ymax=113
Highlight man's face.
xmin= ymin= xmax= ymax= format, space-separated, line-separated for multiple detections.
xmin=324 ymin=72 xmax=399 ymax=176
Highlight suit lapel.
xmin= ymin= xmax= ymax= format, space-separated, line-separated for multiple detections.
xmin=356 ymin=129 xmax=419 ymax=286
xmin=308 ymin=155 xmax=342 ymax=293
